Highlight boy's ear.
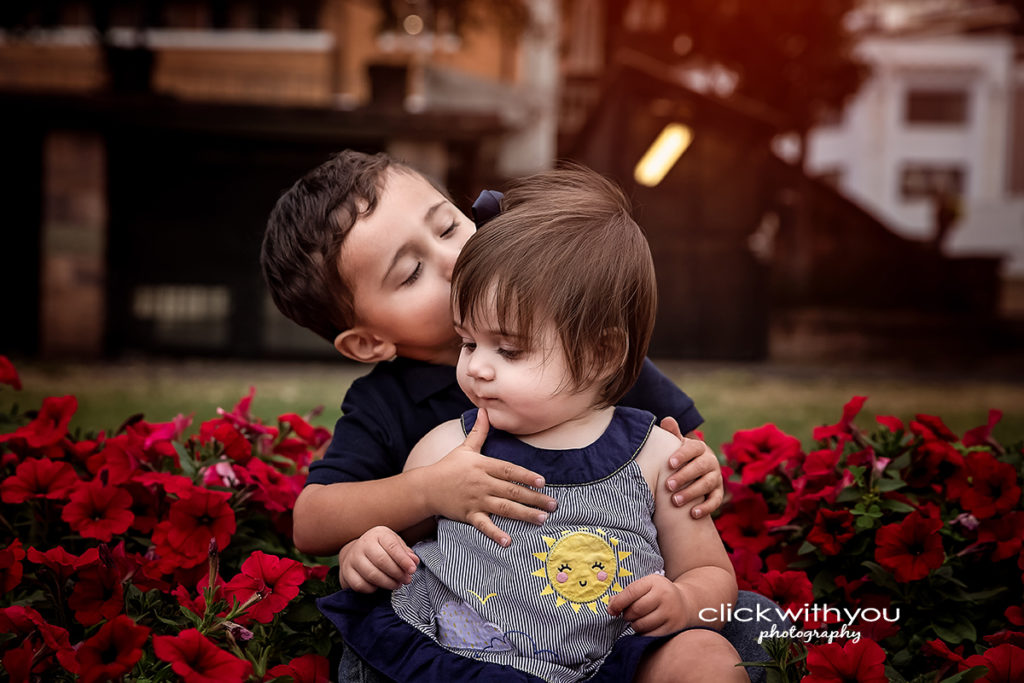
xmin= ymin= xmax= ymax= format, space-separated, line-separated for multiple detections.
xmin=334 ymin=327 xmax=397 ymax=363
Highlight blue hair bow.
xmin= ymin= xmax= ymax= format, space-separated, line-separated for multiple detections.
xmin=471 ymin=189 xmax=504 ymax=228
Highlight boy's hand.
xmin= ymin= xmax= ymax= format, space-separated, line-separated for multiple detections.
xmin=660 ymin=417 xmax=723 ymax=519
xmin=427 ymin=408 xmax=557 ymax=548
xmin=338 ymin=526 xmax=419 ymax=593
xmin=606 ymin=574 xmax=689 ymax=636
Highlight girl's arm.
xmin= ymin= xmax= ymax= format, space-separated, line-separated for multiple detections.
xmin=606 ymin=426 xmax=737 ymax=635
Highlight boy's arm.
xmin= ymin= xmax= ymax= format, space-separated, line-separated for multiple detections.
xmin=607 ymin=427 xmax=736 ymax=635
xmin=294 ymin=408 xmax=554 ymax=555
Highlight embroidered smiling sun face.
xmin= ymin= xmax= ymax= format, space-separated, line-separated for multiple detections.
xmin=532 ymin=528 xmax=632 ymax=613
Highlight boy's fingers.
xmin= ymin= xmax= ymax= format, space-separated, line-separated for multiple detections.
xmin=463 ymin=408 xmax=490 ymax=452
xmin=692 ymin=486 xmax=723 ymax=519
xmin=666 ymin=437 xmax=705 ymax=477
xmin=660 ymin=416 xmax=683 ymax=440
xmin=666 ymin=441 xmax=710 ymax=493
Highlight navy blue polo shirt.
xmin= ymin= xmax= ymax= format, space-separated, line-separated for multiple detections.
xmin=305 ymin=357 xmax=703 ymax=487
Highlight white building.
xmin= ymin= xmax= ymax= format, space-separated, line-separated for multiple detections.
xmin=806 ymin=1 xmax=1024 ymax=279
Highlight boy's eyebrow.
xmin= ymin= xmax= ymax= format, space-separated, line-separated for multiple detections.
xmin=381 ymin=200 xmax=448 ymax=285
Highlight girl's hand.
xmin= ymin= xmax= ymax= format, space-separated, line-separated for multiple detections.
xmin=606 ymin=574 xmax=689 ymax=636
xmin=338 ymin=526 xmax=419 ymax=592
xmin=660 ymin=417 xmax=723 ymax=519
xmin=426 ymin=408 xmax=558 ymax=547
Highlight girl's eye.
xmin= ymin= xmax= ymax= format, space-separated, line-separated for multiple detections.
xmin=460 ymin=341 xmax=476 ymax=352
xmin=440 ymin=221 xmax=457 ymax=238
xmin=591 ymin=562 xmax=605 ymax=571
xmin=400 ymin=263 xmax=422 ymax=287
xmin=498 ymin=348 xmax=522 ymax=360
xmin=558 ymin=563 xmax=572 ymax=572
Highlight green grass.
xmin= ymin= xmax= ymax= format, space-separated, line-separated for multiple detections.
xmin=5 ymin=358 xmax=1023 ymax=452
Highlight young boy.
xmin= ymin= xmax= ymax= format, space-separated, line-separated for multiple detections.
xmin=261 ymin=150 xmax=722 ymax=555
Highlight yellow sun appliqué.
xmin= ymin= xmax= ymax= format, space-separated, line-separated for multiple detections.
xmin=531 ymin=528 xmax=632 ymax=614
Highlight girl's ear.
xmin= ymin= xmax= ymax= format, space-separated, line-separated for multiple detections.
xmin=334 ymin=327 xmax=397 ymax=363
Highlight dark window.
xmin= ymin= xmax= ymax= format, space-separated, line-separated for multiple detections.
xmin=899 ymin=164 xmax=965 ymax=200
xmin=905 ymin=89 xmax=968 ymax=124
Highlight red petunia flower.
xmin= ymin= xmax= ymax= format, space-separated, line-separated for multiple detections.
xmin=26 ymin=546 xmax=98 ymax=585
xmin=753 ymin=570 xmax=814 ymax=616
xmin=0 ymin=605 xmax=79 ymax=676
xmin=949 ymin=452 xmax=1021 ymax=519
xmin=911 ymin=414 xmax=958 ymax=442
xmin=813 ymin=395 xmax=867 ymax=443
xmin=922 ymin=638 xmax=967 ymax=665
xmin=875 ymin=415 xmax=904 ymax=433
xmin=61 ymin=482 xmax=134 ymax=542
xmin=278 ymin=414 xmax=327 ymax=444
xmin=874 ymin=511 xmax=945 ymax=582
xmin=265 ymin=653 xmax=330 ymax=683
xmin=0 ymin=457 xmax=78 ymax=504
xmin=728 ymin=547 xmax=764 ymax=591
xmin=978 ymin=512 xmax=1024 ymax=561
xmin=963 ymin=643 xmax=1024 ymax=682
xmin=143 ymin=413 xmax=193 ymax=450
xmin=0 ymin=539 xmax=26 ymax=593
xmin=0 ymin=395 xmax=77 ymax=448
xmin=804 ymin=638 xmax=888 ymax=682
xmin=0 ymin=355 xmax=22 ymax=390
xmin=153 ymin=628 xmax=253 ymax=682
xmin=69 ymin=562 xmax=124 ymax=626
xmin=716 ymin=494 xmax=777 ymax=554
xmin=722 ymin=424 xmax=803 ymax=484
xmin=963 ymin=409 xmax=1003 ymax=448
xmin=235 ymin=457 xmax=302 ymax=513
xmin=807 ymin=508 xmax=856 ymax=556
xmin=224 ymin=551 xmax=307 ymax=624
xmin=152 ymin=487 xmax=236 ymax=572
xmin=76 ymin=615 xmax=150 ymax=683
xmin=904 ymin=439 xmax=964 ymax=490
xmin=200 ymin=418 xmax=253 ymax=464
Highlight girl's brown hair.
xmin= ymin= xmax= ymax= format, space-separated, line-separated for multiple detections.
xmin=452 ymin=165 xmax=657 ymax=407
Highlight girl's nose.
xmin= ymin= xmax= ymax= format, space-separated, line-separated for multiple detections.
xmin=468 ymin=354 xmax=494 ymax=381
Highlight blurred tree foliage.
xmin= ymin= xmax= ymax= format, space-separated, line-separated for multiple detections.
xmin=604 ymin=0 xmax=868 ymax=140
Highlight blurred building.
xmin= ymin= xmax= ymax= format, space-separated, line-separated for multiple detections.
xmin=1 ymin=0 xmax=558 ymax=359
xmin=806 ymin=0 xmax=1024 ymax=309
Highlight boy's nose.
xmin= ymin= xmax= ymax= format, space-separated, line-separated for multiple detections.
xmin=441 ymin=245 xmax=458 ymax=282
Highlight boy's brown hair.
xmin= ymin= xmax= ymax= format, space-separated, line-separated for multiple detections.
xmin=261 ymin=150 xmax=413 ymax=341
xmin=452 ymin=165 xmax=657 ymax=407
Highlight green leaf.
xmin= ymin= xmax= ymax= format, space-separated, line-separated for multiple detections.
xmin=880 ymin=499 xmax=916 ymax=513
xmin=836 ymin=487 xmax=861 ymax=503
xmin=854 ymin=514 xmax=876 ymax=530
xmin=175 ymin=442 xmax=197 ymax=479
xmin=939 ymin=666 xmax=990 ymax=683
xmin=797 ymin=540 xmax=818 ymax=555
xmin=875 ymin=477 xmax=905 ymax=492
xmin=931 ymin=616 xmax=977 ymax=644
